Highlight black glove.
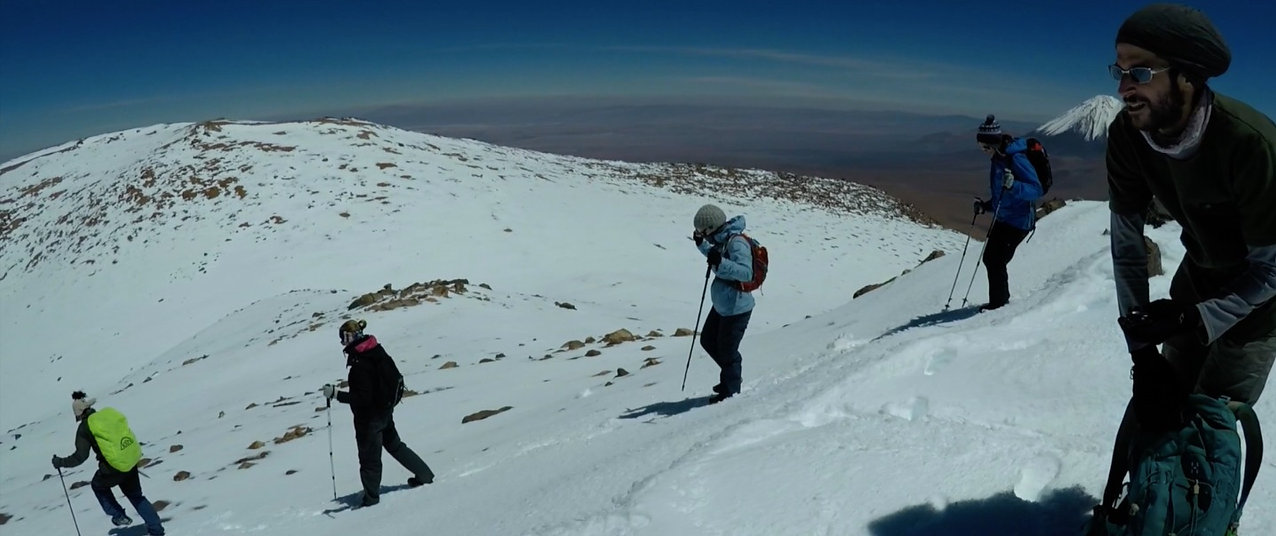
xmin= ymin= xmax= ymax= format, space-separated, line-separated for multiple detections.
xmin=51 ymin=455 xmax=61 ymax=469
xmin=706 ymin=248 xmax=722 ymax=268
xmin=692 ymin=231 xmax=705 ymax=247
xmin=973 ymin=198 xmax=990 ymax=215
xmin=1119 ymin=299 xmax=1201 ymax=349
xmin=1130 ymin=346 xmax=1186 ymax=433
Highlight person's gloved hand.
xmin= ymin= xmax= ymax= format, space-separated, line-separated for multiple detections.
xmin=1119 ymin=299 xmax=1201 ymax=349
xmin=1129 ymin=345 xmax=1186 ymax=433
xmin=706 ymin=248 xmax=722 ymax=268
xmin=51 ymin=454 xmax=61 ymax=469
xmin=1002 ymin=168 xmax=1016 ymax=190
xmin=973 ymin=198 xmax=990 ymax=215
xmin=322 ymin=384 xmax=337 ymax=400
xmin=692 ymin=230 xmax=705 ymax=247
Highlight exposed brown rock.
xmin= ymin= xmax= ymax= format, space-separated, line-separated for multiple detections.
xmin=603 ymin=329 xmax=635 ymax=346
xmin=273 ymin=426 xmax=311 ymax=444
xmin=461 ymin=406 xmax=513 ymax=424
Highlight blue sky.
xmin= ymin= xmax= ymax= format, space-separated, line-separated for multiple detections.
xmin=2 ymin=0 xmax=1273 ymax=160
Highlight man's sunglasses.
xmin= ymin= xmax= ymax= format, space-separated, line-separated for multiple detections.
xmin=1108 ymin=64 xmax=1171 ymax=84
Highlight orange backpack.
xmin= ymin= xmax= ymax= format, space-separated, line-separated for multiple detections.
xmin=728 ymin=233 xmax=768 ymax=292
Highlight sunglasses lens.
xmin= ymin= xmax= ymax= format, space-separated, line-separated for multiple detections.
xmin=1108 ymin=65 xmax=1123 ymax=80
xmin=1133 ymin=68 xmax=1153 ymax=83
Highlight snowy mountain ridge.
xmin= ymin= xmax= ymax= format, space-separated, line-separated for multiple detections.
xmin=2 ymin=117 xmax=1273 ymax=536
xmin=1036 ymin=95 xmax=1123 ymax=141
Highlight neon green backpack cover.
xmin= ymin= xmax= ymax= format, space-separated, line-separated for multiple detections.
xmin=87 ymin=408 xmax=143 ymax=472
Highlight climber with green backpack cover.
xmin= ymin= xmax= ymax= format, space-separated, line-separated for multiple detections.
xmin=52 ymin=391 xmax=165 ymax=536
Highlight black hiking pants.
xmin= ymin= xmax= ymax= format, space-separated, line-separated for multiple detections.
xmin=982 ymin=222 xmax=1030 ymax=308
xmin=91 ymin=467 xmax=165 ymax=535
xmin=354 ymin=411 xmax=434 ymax=501
xmin=700 ymin=309 xmax=752 ymax=395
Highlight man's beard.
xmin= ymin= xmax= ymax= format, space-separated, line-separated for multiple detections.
xmin=1127 ymin=85 xmax=1186 ymax=135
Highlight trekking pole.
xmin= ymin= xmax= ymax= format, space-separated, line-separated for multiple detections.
xmin=961 ymin=195 xmax=1004 ymax=307
xmin=943 ymin=211 xmax=979 ymax=310
xmin=681 ymin=265 xmax=712 ymax=392
xmin=326 ymin=397 xmax=337 ymax=501
xmin=57 ymin=467 xmax=83 ymax=536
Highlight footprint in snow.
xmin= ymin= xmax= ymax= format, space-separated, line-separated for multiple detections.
xmin=923 ymin=347 xmax=959 ymax=376
xmin=1013 ymin=453 xmax=1062 ymax=502
xmin=882 ymin=396 xmax=929 ymax=422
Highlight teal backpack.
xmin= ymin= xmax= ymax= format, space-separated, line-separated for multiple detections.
xmin=1089 ymin=395 xmax=1263 ymax=536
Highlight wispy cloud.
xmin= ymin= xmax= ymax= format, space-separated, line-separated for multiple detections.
xmin=684 ymin=76 xmax=845 ymax=96
xmin=607 ymin=46 xmax=939 ymax=80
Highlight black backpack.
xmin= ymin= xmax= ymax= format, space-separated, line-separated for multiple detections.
xmin=1024 ymin=137 xmax=1053 ymax=195
xmin=378 ymin=357 xmax=406 ymax=409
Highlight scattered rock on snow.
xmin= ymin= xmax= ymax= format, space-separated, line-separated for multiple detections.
xmin=461 ymin=406 xmax=513 ymax=424
xmin=173 ymin=471 xmax=191 ymax=482
xmin=273 ymin=425 xmax=310 ymax=444
xmin=603 ymin=329 xmax=635 ymax=346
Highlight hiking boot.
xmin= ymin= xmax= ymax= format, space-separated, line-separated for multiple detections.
xmin=408 ymin=476 xmax=433 ymax=487
xmin=978 ymin=302 xmax=1006 ymax=312
xmin=359 ymin=493 xmax=380 ymax=507
xmin=708 ymin=392 xmax=733 ymax=404
xmin=111 ymin=515 xmax=133 ymax=527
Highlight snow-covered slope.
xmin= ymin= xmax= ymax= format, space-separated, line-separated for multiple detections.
xmin=1037 ymin=95 xmax=1123 ymax=141
xmin=0 ymin=118 xmax=958 ymax=431
xmin=2 ymin=120 xmax=1271 ymax=536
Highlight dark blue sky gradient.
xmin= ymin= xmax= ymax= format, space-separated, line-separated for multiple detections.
xmin=2 ymin=0 xmax=1272 ymax=159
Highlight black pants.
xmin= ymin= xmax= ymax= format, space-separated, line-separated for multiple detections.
xmin=699 ymin=309 xmax=752 ymax=395
xmin=982 ymin=222 xmax=1029 ymax=307
xmin=354 ymin=411 xmax=434 ymax=500
xmin=91 ymin=467 xmax=164 ymax=535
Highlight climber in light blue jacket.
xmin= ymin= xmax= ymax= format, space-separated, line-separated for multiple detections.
xmin=691 ymin=204 xmax=754 ymax=403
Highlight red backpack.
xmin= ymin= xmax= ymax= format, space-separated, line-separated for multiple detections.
xmin=727 ymin=233 xmax=769 ymax=292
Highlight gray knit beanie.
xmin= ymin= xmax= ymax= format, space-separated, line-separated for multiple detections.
xmin=693 ymin=204 xmax=726 ymax=234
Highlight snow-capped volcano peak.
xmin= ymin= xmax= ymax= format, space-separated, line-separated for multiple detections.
xmin=1036 ymin=95 xmax=1123 ymax=141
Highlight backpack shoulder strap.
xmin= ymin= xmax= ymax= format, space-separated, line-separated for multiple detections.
xmin=1228 ymin=401 xmax=1263 ymax=525
xmin=721 ymin=233 xmax=750 ymax=258
xmin=1100 ymin=404 xmax=1137 ymax=508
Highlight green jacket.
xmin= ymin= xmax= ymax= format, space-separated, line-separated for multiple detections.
xmin=1108 ymin=91 xmax=1276 ymax=343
